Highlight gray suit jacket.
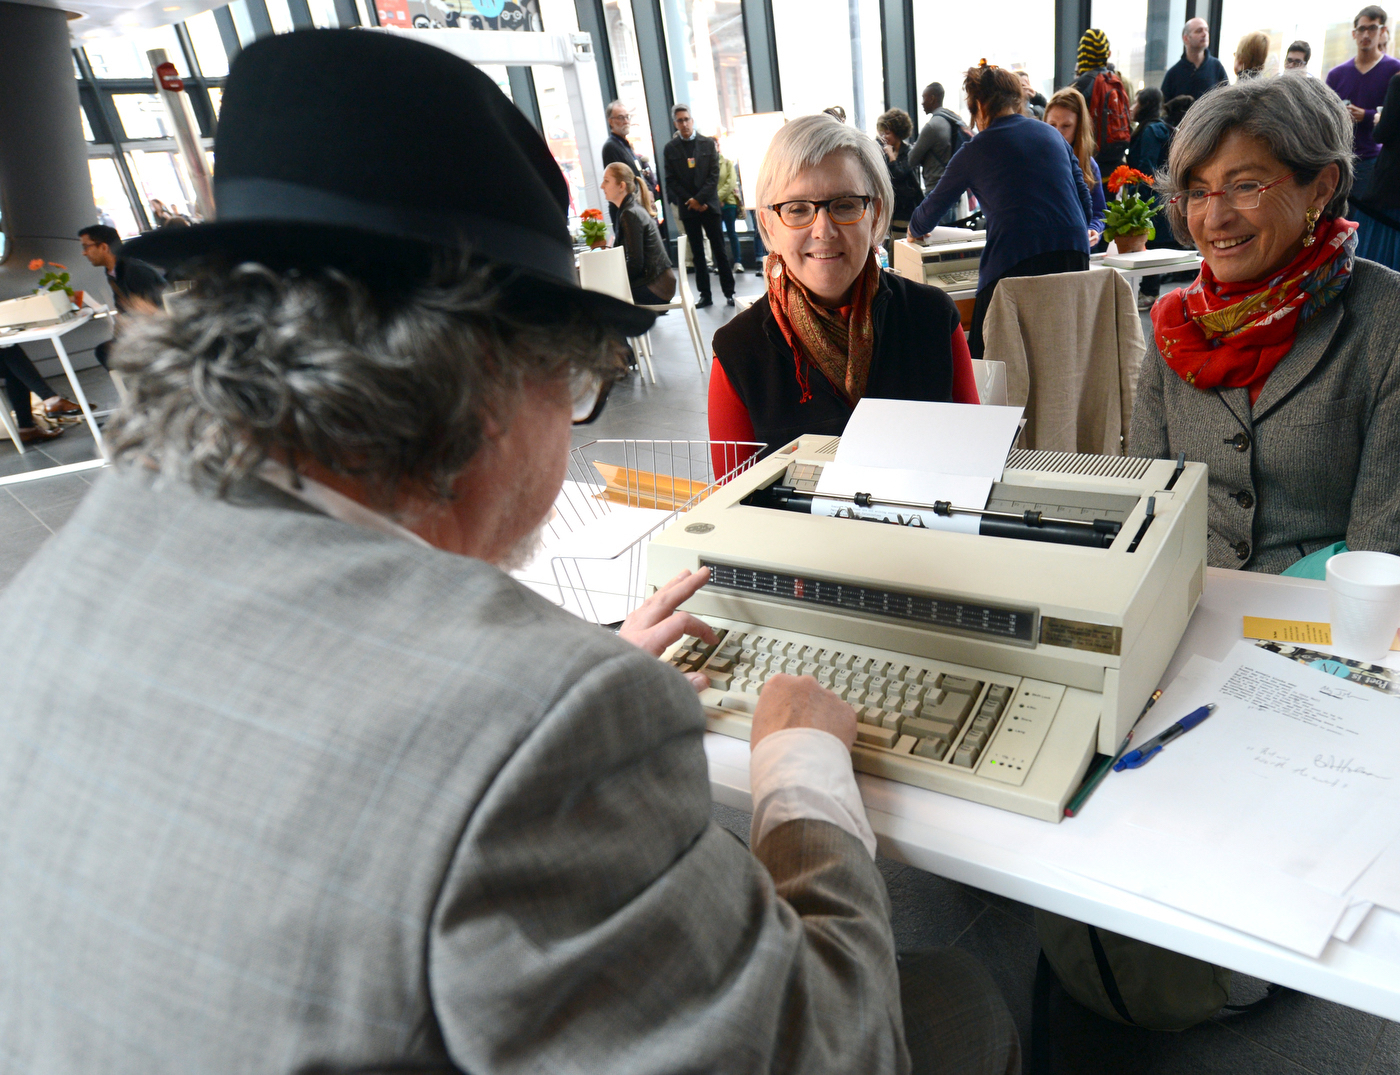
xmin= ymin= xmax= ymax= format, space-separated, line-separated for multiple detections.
xmin=1128 ymin=259 xmax=1400 ymax=574
xmin=0 ymin=469 xmax=907 ymax=1073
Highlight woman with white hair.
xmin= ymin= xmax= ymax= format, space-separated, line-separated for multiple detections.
xmin=709 ymin=114 xmax=979 ymax=460
xmin=1130 ymin=75 xmax=1400 ymax=574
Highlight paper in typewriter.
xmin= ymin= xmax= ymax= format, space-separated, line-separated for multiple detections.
xmin=812 ymin=399 xmax=1024 ymax=532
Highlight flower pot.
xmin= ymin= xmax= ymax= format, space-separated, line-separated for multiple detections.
xmin=72 ymin=290 xmax=84 ymax=310
xmin=588 ymin=238 xmax=607 ymax=250
xmin=1113 ymin=233 xmax=1149 ymax=254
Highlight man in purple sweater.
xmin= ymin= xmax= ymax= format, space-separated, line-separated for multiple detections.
xmin=1326 ymin=5 xmax=1400 ymax=200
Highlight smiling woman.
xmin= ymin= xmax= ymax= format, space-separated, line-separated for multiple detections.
xmin=1130 ymin=75 xmax=1400 ymax=575
xmin=707 ymin=114 xmax=981 ymax=462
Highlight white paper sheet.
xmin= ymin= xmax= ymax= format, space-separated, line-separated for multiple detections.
xmin=1352 ymin=839 xmax=1400 ymax=915
xmin=811 ymin=463 xmax=989 ymax=533
xmin=1335 ymin=901 xmax=1374 ymax=942
xmin=834 ymin=399 xmax=1025 ymax=478
xmin=1050 ymin=641 xmax=1400 ymax=955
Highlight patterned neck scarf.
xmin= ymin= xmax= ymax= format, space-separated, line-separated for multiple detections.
xmin=1152 ymin=216 xmax=1357 ymax=404
xmin=765 ymin=250 xmax=880 ymax=406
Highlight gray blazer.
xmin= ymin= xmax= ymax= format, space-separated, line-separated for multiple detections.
xmin=0 ymin=469 xmax=907 ymax=1073
xmin=1129 ymin=259 xmax=1400 ymax=574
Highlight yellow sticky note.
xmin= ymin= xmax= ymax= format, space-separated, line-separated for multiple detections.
xmin=1242 ymin=616 xmax=1400 ymax=651
xmin=1242 ymin=617 xmax=1332 ymax=645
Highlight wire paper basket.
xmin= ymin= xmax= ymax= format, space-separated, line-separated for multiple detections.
xmin=510 ymin=439 xmax=763 ymax=625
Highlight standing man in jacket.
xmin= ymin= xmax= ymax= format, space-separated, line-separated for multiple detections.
xmin=663 ymin=103 xmax=734 ymax=307
xmin=1160 ymin=17 xmax=1229 ymax=107
xmin=601 ymin=99 xmax=648 ymax=229
xmin=908 ymin=82 xmax=967 ymax=214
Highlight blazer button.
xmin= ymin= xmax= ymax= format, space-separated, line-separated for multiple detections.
xmin=1233 ymin=490 xmax=1254 ymax=509
xmin=1230 ymin=432 xmax=1250 ymax=452
xmin=1234 ymin=540 xmax=1251 ymax=560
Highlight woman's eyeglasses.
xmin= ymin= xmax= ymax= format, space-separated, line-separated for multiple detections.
xmin=571 ymin=367 xmax=614 ymax=425
xmin=1167 ymin=173 xmax=1296 ymax=216
xmin=765 ymin=196 xmax=872 ymax=228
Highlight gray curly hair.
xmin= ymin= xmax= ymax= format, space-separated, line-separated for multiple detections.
xmin=106 ymin=260 xmax=623 ymax=505
xmin=1159 ymin=75 xmax=1354 ymax=245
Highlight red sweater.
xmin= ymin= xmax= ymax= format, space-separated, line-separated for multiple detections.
xmin=708 ymin=324 xmax=980 ymax=476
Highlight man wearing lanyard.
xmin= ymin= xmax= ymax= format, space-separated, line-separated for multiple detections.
xmin=663 ymin=103 xmax=735 ymax=308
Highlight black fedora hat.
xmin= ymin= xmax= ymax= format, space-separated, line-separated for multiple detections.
xmin=124 ymin=29 xmax=657 ymax=337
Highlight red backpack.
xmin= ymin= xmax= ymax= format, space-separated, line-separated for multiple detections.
xmin=1089 ymin=70 xmax=1132 ymax=148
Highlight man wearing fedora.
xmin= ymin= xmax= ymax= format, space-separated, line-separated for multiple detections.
xmin=0 ymin=30 xmax=1018 ymax=1075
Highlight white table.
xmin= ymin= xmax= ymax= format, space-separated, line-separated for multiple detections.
xmin=703 ymin=568 xmax=1400 ymax=1021
xmin=0 ymin=311 xmax=110 ymax=486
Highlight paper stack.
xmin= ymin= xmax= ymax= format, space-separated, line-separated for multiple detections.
xmin=1051 ymin=641 xmax=1400 ymax=957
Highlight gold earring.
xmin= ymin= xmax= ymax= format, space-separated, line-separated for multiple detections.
xmin=1303 ymin=206 xmax=1321 ymax=246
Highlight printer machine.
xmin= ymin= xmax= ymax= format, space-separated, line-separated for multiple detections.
xmin=647 ymin=436 xmax=1207 ymax=822
xmin=892 ymin=229 xmax=984 ymax=291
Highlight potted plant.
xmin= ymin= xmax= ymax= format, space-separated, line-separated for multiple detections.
xmin=1103 ymin=166 xmax=1161 ymax=254
xmin=28 ymin=258 xmax=80 ymax=311
xmin=579 ymin=208 xmax=608 ymax=250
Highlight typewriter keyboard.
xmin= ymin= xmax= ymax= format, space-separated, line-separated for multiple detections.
xmin=665 ymin=620 xmax=1096 ymax=821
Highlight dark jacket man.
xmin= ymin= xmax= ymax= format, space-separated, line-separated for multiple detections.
xmin=663 ymin=123 xmax=733 ymax=303
xmin=1160 ymin=51 xmax=1229 ymax=106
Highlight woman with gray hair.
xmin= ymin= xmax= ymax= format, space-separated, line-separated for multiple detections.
xmin=708 ymin=113 xmax=979 ymax=462
xmin=1130 ymin=74 xmax=1400 ymax=575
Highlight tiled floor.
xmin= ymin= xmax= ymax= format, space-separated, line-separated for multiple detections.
xmin=3 ymin=271 xmax=1398 ymax=1072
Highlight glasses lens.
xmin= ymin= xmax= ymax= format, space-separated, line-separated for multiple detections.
xmin=829 ymin=197 xmax=868 ymax=224
xmin=779 ymin=202 xmax=816 ymax=226
xmin=571 ymin=369 xmax=605 ymax=424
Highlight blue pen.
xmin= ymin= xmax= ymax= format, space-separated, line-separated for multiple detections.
xmin=1113 ymin=704 xmax=1216 ymax=771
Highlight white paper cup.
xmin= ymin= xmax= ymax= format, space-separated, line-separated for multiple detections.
xmin=1326 ymin=551 xmax=1400 ymax=660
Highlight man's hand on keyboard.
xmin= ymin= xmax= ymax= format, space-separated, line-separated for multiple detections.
xmin=751 ymin=675 xmax=858 ymax=752
xmin=620 ymin=567 xmax=718 ymax=690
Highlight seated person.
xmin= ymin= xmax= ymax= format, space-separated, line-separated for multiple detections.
xmin=601 ymin=160 xmax=676 ymax=305
xmin=1130 ymin=75 xmax=1400 ymax=573
xmin=0 ymin=31 xmax=1021 ymax=1075
xmin=710 ymin=114 xmax=979 ymax=465
xmin=78 ymin=224 xmax=166 ymax=368
xmin=0 ymin=344 xmax=83 ymax=444
xmin=908 ymin=63 xmax=1092 ymax=359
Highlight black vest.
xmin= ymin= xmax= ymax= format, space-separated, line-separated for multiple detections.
xmin=712 ymin=271 xmax=960 ymax=456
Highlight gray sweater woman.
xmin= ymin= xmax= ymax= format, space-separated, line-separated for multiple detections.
xmin=1130 ymin=259 xmax=1400 ymax=572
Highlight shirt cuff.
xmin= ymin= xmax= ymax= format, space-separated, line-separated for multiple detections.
xmin=749 ymin=727 xmax=877 ymax=859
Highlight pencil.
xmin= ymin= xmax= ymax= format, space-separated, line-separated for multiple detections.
xmin=1063 ymin=688 xmax=1163 ymax=818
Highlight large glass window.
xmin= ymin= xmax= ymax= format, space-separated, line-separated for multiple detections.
xmin=772 ymin=0 xmax=882 ymax=131
xmin=83 ymin=25 xmax=189 ymax=79
xmin=1217 ymin=1 xmax=1359 ymax=80
xmin=660 ymin=0 xmax=752 ymax=141
xmin=1093 ymin=0 xmax=1150 ymax=93
xmin=533 ymin=65 xmax=588 ymax=218
xmin=264 ymin=0 xmax=298 ymax=34
xmin=126 ymin=148 xmax=199 ymax=221
xmin=599 ymin=1 xmax=658 ymax=178
xmin=113 ymin=93 xmax=176 ymax=139
xmin=912 ymin=0 xmax=1055 ymax=119
xmin=537 ymin=0 xmax=578 ymax=31
xmin=185 ymin=9 xmax=232 ymax=75
xmin=88 ymin=158 xmax=143 ymax=237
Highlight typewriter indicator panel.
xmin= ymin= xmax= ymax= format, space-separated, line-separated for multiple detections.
xmin=702 ymin=561 xmax=1038 ymax=646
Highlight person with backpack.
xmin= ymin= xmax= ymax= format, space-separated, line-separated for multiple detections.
xmin=908 ymin=81 xmax=972 ymax=224
xmin=908 ymin=62 xmax=1093 ymax=359
xmin=1073 ymin=29 xmax=1133 ymax=176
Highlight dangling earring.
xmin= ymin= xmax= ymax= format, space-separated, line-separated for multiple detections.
xmin=1303 ymin=206 xmax=1322 ymax=247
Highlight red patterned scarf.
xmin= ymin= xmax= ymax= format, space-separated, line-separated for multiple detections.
xmin=1152 ymin=217 xmax=1358 ymax=404
xmin=765 ymin=250 xmax=880 ymax=405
